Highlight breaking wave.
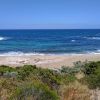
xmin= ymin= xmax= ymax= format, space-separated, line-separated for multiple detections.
xmin=0 ymin=51 xmax=45 ymax=56
xmin=85 ymin=37 xmax=100 ymax=40
xmin=0 ymin=37 xmax=9 ymax=41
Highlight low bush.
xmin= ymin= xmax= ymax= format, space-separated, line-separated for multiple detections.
xmin=82 ymin=61 xmax=100 ymax=89
xmin=1 ymin=61 xmax=100 ymax=100
xmin=10 ymin=82 xmax=59 ymax=100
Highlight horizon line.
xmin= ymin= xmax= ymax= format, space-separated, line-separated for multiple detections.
xmin=0 ymin=28 xmax=100 ymax=30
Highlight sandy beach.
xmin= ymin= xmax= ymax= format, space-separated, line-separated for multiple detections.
xmin=0 ymin=54 xmax=100 ymax=69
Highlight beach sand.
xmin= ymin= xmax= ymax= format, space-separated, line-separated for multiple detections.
xmin=0 ymin=54 xmax=100 ymax=69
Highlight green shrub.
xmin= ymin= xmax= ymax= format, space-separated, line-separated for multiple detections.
xmin=62 ymin=74 xmax=76 ymax=85
xmin=83 ymin=62 xmax=98 ymax=75
xmin=11 ymin=82 xmax=59 ymax=100
xmin=60 ymin=66 xmax=81 ymax=74
xmin=17 ymin=65 xmax=37 ymax=80
xmin=0 ymin=65 xmax=16 ymax=76
xmin=38 ymin=68 xmax=63 ymax=89
xmin=82 ymin=61 xmax=100 ymax=89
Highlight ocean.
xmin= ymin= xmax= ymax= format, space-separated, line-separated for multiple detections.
xmin=0 ymin=29 xmax=100 ymax=56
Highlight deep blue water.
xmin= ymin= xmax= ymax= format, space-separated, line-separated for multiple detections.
xmin=0 ymin=29 xmax=100 ymax=55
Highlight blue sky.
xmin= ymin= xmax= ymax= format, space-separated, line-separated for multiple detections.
xmin=0 ymin=0 xmax=100 ymax=29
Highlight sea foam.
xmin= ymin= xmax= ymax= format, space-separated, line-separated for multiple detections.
xmin=0 ymin=37 xmax=8 ymax=41
xmin=0 ymin=51 xmax=100 ymax=56
xmin=0 ymin=51 xmax=45 ymax=56
xmin=85 ymin=37 xmax=100 ymax=40
xmin=71 ymin=40 xmax=76 ymax=42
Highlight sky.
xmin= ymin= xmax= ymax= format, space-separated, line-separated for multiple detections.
xmin=0 ymin=0 xmax=100 ymax=29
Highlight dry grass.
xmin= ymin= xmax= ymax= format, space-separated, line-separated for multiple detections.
xmin=59 ymin=81 xmax=91 ymax=100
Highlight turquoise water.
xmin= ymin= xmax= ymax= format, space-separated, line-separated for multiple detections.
xmin=0 ymin=29 xmax=100 ymax=55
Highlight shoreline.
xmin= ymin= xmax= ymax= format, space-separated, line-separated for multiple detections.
xmin=0 ymin=51 xmax=100 ymax=56
xmin=0 ymin=53 xmax=100 ymax=69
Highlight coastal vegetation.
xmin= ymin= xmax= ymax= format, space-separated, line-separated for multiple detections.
xmin=0 ymin=61 xmax=100 ymax=100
